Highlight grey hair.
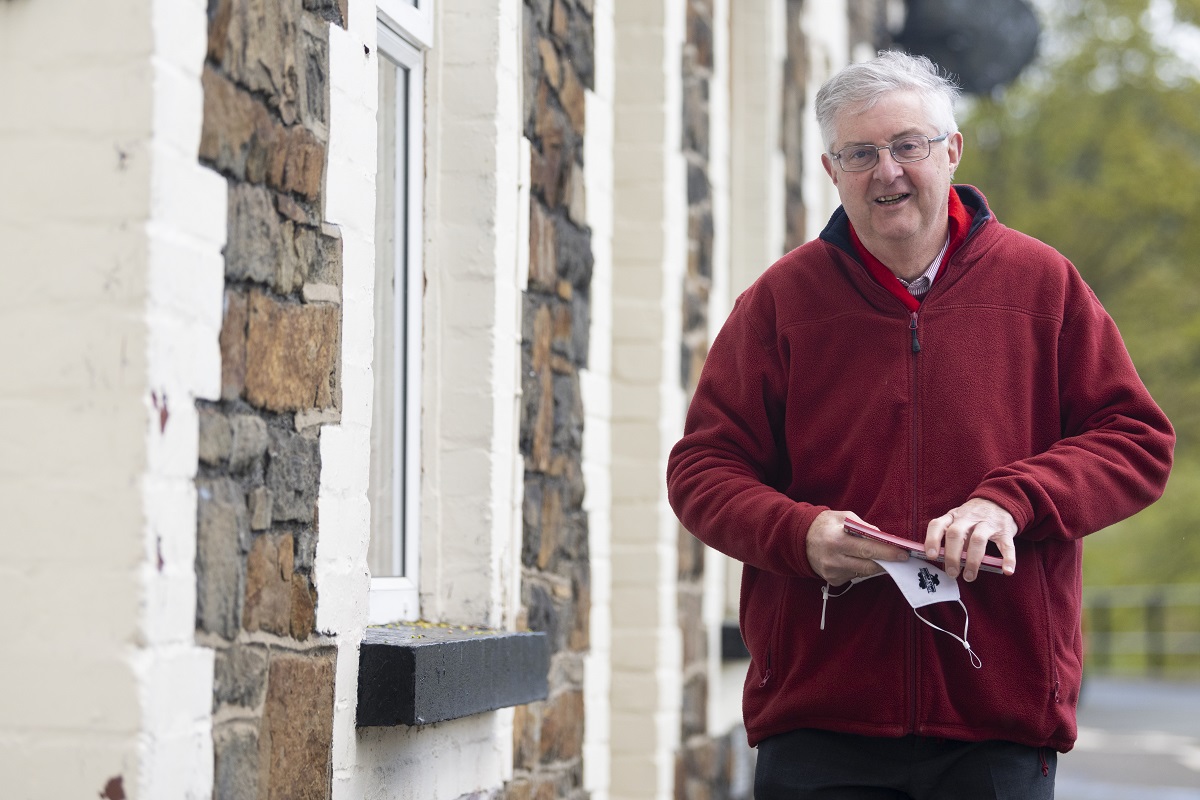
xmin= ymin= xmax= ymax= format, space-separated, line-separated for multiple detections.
xmin=815 ymin=50 xmax=961 ymax=153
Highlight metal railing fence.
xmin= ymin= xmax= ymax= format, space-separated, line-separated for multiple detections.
xmin=1083 ymin=583 xmax=1200 ymax=677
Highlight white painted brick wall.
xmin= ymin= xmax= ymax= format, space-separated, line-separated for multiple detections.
xmin=0 ymin=0 xmax=221 ymax=796
xmin=729 ymin=0 xmax=788 ymax=298
xmin=802 ymin=0 xmax=851 ymax=243
xmin=583 ymin=2 xmax=616 ymax=795
xmin=139 ymin=0 xmax=226 ymax=796
xmin=609 ymin=0 xmax=687 ymax=796
xmin=322 ymin=0 xmax=525 ymax=796
xmin=321 ymin=9 xmax=383 ymax=797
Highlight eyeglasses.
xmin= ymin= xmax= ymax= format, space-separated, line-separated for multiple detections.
xmin=830 ymin=133 xmax=950 ymax=172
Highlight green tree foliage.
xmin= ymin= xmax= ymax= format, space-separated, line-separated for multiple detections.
xmin=955 ymin=0 xmax=1200 ymax=583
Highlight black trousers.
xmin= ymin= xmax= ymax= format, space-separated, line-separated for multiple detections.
xmin=755 ymin=729 xmax=1056 ymax=800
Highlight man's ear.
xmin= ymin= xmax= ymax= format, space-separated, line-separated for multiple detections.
xmin=822 ymin=153 xmax=839 ymax=186
xmin=947 ymin=131 xmax=964 ymax=178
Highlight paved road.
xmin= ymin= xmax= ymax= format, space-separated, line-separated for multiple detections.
xmin=1057 ymin=676 xmax=1200 ymax=799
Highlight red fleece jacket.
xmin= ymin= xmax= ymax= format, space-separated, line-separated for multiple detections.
xmin=666 ymin=186 xmax=1174 ymax=752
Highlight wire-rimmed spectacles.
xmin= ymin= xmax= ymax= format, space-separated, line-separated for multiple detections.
xmin=830 ymin=133 xmax=950 ymax=173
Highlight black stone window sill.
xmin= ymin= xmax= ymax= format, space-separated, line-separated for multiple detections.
xmin=721 ymin=619 xmax=750 ymax=662
xmin=356 ymin=623 xmax=550 ymax=727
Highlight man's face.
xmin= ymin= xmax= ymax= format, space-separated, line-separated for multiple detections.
xmin=821 ymin=91 xmax=963 ymax=259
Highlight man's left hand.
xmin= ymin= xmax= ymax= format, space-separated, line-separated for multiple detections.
xmin=925 ymin=498 xmax=1017 ymax=581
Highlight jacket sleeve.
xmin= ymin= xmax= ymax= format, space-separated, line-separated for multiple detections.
xmin=666 ymin=293 xmax=826 ymax=579
xmin=971 ymin=272 xmax=1175 ymax=540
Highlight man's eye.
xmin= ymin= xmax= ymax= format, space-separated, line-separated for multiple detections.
xmin=845 ymin=149 xmax=872 ymax=162
xmin=894 ymin=140 xmax=922 ymax=154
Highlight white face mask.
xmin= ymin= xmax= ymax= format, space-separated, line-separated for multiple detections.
xmin=821 ymin=559 xmax=982 ymax=669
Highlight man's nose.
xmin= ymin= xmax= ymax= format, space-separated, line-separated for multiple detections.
xmin=872 ymin=147 xmax=904 ymax=180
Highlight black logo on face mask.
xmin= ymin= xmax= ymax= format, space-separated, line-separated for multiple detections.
xmin=918 ymin=567 xmax=940 ymax=593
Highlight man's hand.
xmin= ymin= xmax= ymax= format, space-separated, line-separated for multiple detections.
xmin=925 ymin=498 xmax=1017 ymax=581
xmin=806 ymin=510 xmax=910 ymax=586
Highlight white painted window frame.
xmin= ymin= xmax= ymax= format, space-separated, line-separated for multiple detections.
xmin=378 ymin=0 xmax=434 ymax=49
xmin=369 ymin=17 xmax=427 ymax=625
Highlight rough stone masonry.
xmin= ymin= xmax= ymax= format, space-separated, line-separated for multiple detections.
xmin=196 ymin=0 xmax=344 ymax=797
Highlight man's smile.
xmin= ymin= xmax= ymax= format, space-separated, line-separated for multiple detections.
xmin=875 ymin=193 xmax=909 ymax=205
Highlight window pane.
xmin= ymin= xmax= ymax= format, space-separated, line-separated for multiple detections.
xmin=368 ymin=53 xmax=411 ymax=580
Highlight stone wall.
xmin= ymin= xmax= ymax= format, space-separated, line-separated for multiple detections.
xmin=784 ymin=0 xmax=889 ymax=250
xmin=782 ymin=0 xmax=810 ymax=253
xmin=676 ymin=2 xmax=756 ymax=799
xmin=511 ymin=1 xmax=596 ymax=798
xmin=196 ymin=0 xmax=344 ymax=797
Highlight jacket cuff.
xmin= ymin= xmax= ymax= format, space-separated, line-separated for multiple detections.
xmin=969 ymin=490 xmax=1031 ymax=534
xmin=791 ymin=504 xmax=829 ymax=579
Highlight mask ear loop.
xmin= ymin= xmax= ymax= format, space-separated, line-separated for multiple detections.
xmin=914 ymin=600 xmax=983 ymax=669
xmin=820 ymin=573 xmax=883 ymax=631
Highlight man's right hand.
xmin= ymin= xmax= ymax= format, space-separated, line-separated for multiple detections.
xmin=806 ymin=509 xmax=911 ymax=585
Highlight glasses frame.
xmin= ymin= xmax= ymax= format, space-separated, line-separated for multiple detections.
xmin=830 ymin=132 xmax=951 ymax=173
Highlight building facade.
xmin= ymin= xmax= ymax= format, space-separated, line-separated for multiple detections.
xmin=1 ymin=0 xmax=890 ymax=797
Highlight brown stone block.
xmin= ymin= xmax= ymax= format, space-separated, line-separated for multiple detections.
xmin=268 ymin=125 xmax=325 ymax=200
xmin=220 ymin=289 xmax=248 ymax=403
xmin=529 ymin=201 xmax=558 ymax=292
xmin=512 ymin=702 xmax=542 ymax=771
xmin=539 ymin=689 xmax=584 ymax=764
xmin=537 ymin=37 xmax=562 ymax=90
xmin=244 ymin=290 xmax=339 ymax=412
xmin=259 ymin=651 xmax=335 ymax=800
xmin=533 ymin=79 xmax=564 ymax=145
xmin=559 ymin=61 xmax=586 ymax=136
xmin=243 ymin=532 xmax=294 ymax=637
xmin=531 ymin=140 xmax=564 ymax=209
xmin=217 ymin=0 xmax=301 ymax=126
xmin=568 ymin=564 xmax=590 ymax=652
xmin=200 ymin=66 xmax=275 ymax=182
xmin=552 ymin=302 xmax=573 ymax=354
xmin=506 ymin=778 xmax=533 ymax=800
xmin=537 ymin=487 xmax=562 ymax=570
xmin=207 ymin=0 xmax=233 ymax=66
xmin=530 ymin=305 xmax=554 ymax=471
xmin=290 ymin=573 xmax=316 ymax=640
xmin=550 ymin=0 xmax=570 ymax=40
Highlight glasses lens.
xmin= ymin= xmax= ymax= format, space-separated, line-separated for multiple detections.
xmin=890 ymin=136 xmax=930 ymax=163
xmin=838 ymin=146 xmax=877 ymax=172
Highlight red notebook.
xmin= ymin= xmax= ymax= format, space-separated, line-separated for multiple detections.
xmin=844 ymin=519 xmax=1006 ymax=575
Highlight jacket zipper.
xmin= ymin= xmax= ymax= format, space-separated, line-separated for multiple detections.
xmin=759 ymin=579 xmax=792 ymax=688
xmin=908 ymin=308 xmax=921 ymax=732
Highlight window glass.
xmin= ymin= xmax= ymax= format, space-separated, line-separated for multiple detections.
xmin=368 ymin=23 xmax=424 ymax=623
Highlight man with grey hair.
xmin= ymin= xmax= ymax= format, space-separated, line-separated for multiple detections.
xmin=667 ymin=50 xmax=1173 ymax=798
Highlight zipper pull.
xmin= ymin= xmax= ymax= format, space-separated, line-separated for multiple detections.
xmin=909 ymin=312 xmax=921 ymax=354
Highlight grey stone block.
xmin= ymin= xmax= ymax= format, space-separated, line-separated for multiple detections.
xmin=196 ymin=477 xmax=248 ymax=640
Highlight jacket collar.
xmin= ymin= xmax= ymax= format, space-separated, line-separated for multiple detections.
xmin=818 ymin=184 xmax=993 ymax=259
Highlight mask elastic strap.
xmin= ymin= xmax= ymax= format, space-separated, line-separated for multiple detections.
xmin=820 ymin=573 xmax=882 ymax=631
xmin=913 ymin=600 xmax=983 ymax=669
